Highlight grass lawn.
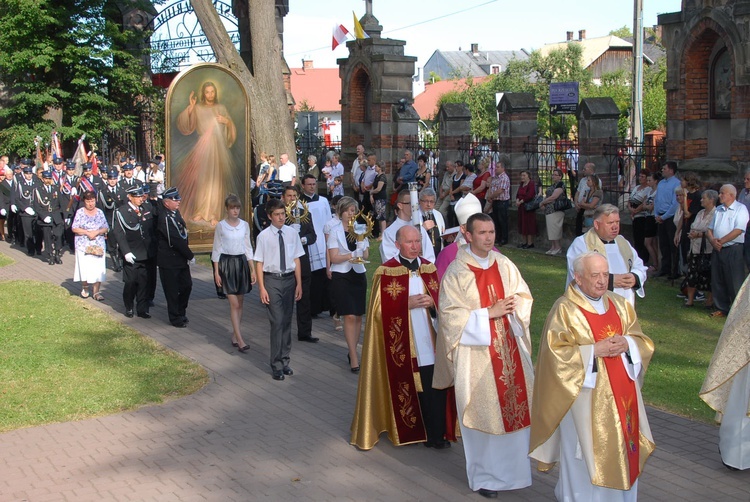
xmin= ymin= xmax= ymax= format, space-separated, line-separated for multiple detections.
xmin=0 ymin=253 xmax=13 ymax=268
xmin=0 ymin=280 xmax=208 ymax=433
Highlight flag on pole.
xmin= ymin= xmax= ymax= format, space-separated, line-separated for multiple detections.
xmin=51 ymin=131 xmax=62 ymax=161
xmin=352 ymin=11 xmax=369 ymax=40
xmin=332 ymin=24 xmax=349 ymax=50
xmin=72 ymin=134 xmax=89 ymax=176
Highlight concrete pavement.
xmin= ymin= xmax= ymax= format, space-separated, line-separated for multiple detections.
xmin=0 ymin=239 xmax=747 ymax=501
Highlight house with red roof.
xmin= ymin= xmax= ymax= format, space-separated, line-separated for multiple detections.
xmin=289 ymin=59 xmax=342 ymax=145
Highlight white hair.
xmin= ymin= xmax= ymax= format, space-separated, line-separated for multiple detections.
xmin=572 ymin=251 xmax=607 ymax=277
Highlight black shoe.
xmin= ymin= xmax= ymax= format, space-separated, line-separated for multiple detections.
xmin=137 ymin=312 xmax=151 ymax=319
xmin=183 ymin=316 xmax=189 ymax=324
xmin=238 ymin=345 xmax=250 ymax=353
xmin=124 ymin=309 xmax=134 ymax=318
xmin=667 ymin=274 xmax=680 ymax=280
xmin=217 ymin=292 xmax=227 ymax=299
xmin=424 ymin=440 xmax=451 ymax=450
xmin=172 ymin=321 xmax=187 ymax=328
xmin=477 ymin=488 xmax=498 ymax=498
xmin=282 ymin=366 xmax=294 ymax=376
xmin=526 ymin=244 xmax=534 ymax=249
xmin=298 ymin=336 xmax=319 ymax=343
xmin=55 ymin=255 xmax=62 ymax=264
xmin=272 ymin=370 xmax=285 ymax=381
xmin=113 ymin=265 xmax=122 ymax=272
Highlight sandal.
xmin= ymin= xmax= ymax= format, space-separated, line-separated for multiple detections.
xmin=709 ymin=310 xmax=726 ymax=318
xmin=80 ymin=288 xmax=90 ymax=299
xmin=93 ymin=293 xmax=105 ymax=302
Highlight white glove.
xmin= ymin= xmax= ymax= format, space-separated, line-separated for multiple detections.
xmin=124 ymin=252 xmax=136 ymax=264
xmin=43 ymin=216 xmax=52 ymax=224
xmin=0 ymin=208 xmax=6 ymax=217
xmin=10 ymin=204 xmax=17 ymax=213
xmin=65 ymin=218 xmax=71 ymax=226
xmin=25 ymin=207 xmax=35 ymax=216
xmin=188 ymin=258 xmax=196 ymax=265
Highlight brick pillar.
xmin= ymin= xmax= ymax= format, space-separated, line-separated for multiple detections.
xmin=437 ymin=103 xmax=471 ymax=170
xmin=497 ymin=93 xmax=539 ymax=195
xmin=577 ymin=97 xmax=620 ymax=191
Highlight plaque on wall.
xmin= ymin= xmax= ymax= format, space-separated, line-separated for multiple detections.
xmin=166 ymin=63 xmax=251 ymax=252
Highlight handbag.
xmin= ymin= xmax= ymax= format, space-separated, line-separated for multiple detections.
xmin=553 ymin=193 xmax=573 ymax=212
xmin=84 ymin=243 xmax=104 ymax=256
xmin=524 ymin=195 xmax=543 ymax=212
xmin=697 ymin=235 xmax=712 ymax=273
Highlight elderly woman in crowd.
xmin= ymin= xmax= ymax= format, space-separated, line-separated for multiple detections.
xmin=681 ymin=189 xmax=718 ymax=307
xmin=328 ymin=196 xmax=369 ymax=373
xmin=540 ymin=168 xmax=567 ymax=255
xmin=212 ymin=194 xmax=256 ymax=352
xmin=72 ymin=190 xmax=108 ymax=301
xmin=515 ymin=170 xmax=537 ymax=249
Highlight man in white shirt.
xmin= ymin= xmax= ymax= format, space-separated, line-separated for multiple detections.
xmin=707 ymin=184 xmax=750 ymax=317
xmin=566 ymin=204 xmax=648 ymax=306
xmin=254 ymin=198 xmax=304 ymax=380
xmin=380 ymin=190 xmax=435 ymax=263
xmin=278 ymin=153 xmax=297 ymax=186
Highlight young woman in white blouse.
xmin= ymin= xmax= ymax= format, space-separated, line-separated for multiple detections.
xmin=327 ymin=196 xmax=369 ymax=373
xmin=212 ymin=194 xmax=256 ymax=352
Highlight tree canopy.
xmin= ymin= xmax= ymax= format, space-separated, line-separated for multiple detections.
xmin=0 ymin=0 xmax=154 ymax=157
xmin=436 ymin=43 xmax=666 ymax=140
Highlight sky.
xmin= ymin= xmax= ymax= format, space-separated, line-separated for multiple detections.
xmin=283 ymin=0 xmax=683 ymax=70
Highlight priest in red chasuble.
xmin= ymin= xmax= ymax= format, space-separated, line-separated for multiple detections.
xmin=530 ymin=252 xmax=655 ymax=501
xmin=434 ymin=213 xmax=534 ymax=499
xmin=351 ymin=225 xmax=449 ymax=450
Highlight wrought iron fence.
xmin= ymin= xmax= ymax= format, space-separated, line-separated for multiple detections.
xmin=523 ymin=138 xmax=579 ymax=196
xmin=455 ymin=138 xmax=502 ymax=167
xmin=602 ymin=138 xmax=666 ymax=198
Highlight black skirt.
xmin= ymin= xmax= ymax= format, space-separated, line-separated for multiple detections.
xmin=218 ymin=254 xmax=252 ymax=295
xmin=331 ymin=269 xmax=366 ymax=316
xmin=644 ymin=215 xmax=657 ymax=238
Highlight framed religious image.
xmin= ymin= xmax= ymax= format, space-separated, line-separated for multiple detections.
xmin=711 ymin=48 xmax=731 ymax=119
xmin=166 ymin=63 xmax=251 ymax=252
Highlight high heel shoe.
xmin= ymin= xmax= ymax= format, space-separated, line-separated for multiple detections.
xmin=347 ymin=354 xmax=360 ymax=373
xmin=232 ymin=342 xmax=239 ymax=347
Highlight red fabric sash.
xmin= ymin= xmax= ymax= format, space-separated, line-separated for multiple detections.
xmin=468 ymin=263 xmax=530 ymax=432
xmin=378 ymin=258 xmax=440 ymax=444
xmin=579 ymin=300 xmax=640 ymax=485
xmin=79 ymin=177 xmax=95 ymax=195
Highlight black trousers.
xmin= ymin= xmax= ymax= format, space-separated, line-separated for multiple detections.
xmin=492 ymin=200 xmax=510 ymax=244
xmin=6 ymin=211 xmax=18 ymax=242
xmin=160 ymin=266 xmax=192 ymax=325
xmin=657 ymin=218 xmax=677 ymax=276
xmin=20 ymin=215 xmax=35 ymax=254
xmin=38 ymin=223 xmax=63 ymax=259
xmin=417 ymin=364 xmax=447 ymax=443
xmin=632 ymin=217 xmax=649 ymax=264
xmin=575 ymin=209 xmax=585 ymax=237
xmin=123 ymin=260 xmax=151 ymax=315
xmin=145 ymin=258 xmax=157 ymax=302
xmin=296 ymin=271 xmax=313 ymax=340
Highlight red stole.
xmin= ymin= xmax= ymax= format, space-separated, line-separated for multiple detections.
xmin=467 ymin=263 xmax=531 ymax=432
xmin=378 ymin=258 xmax=440 ymax=444
xmin=579 ymin=300 xmax=640 ymax=486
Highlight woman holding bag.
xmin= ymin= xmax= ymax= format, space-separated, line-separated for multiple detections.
xmin=515 ymin=170 xmax=537 ymax=249
xmin=540 ymin=168 xmax=567 ymax=255
xmin=681 ymin=190 xmax=718 ymax=307
xmin=72 ymin=191 xmax=108 ymax=301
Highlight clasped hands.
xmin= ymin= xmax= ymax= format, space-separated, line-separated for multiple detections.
xmin=408 ymin=293 xmax=434 ymax=310
xmin=488 ymin=294 xmax=517 ymax=318
xmin=613 ymin=273 xmax=636 ymax=289
xmin=594 ymin=335 xmax=629 ymax=358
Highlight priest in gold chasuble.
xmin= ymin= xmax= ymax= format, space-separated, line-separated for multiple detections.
xmin=351 ymin=225 xmax=449 ymax=450
xmin=530 ymin=252 xmax=655 ymax=502
xmin=434 ymin=213 xmax=534 ymax=498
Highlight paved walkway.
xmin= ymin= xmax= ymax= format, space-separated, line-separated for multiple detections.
xmin=0 ymin=240 xmax=747 ymax=501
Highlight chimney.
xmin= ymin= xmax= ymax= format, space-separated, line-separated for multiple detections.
xmin=566 ymin=31 xmax=574 ymax=41
xmin=578 ymin=29 xmax=586 ymax=41
xmin=302 ymin=58 xmax=313 ymax=70
xmin=471 ymin=43 xmax=479 ymax=56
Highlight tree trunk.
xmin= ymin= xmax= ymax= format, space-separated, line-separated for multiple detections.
xmin=190 ymin=0 xmax=295 ymax=164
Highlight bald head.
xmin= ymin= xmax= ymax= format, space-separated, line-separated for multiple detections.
xmin=395 ymin=225 xmax=422 ymax=260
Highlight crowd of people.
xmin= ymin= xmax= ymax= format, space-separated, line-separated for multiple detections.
xmin=2 ymin=145 xmax=748 ymax=498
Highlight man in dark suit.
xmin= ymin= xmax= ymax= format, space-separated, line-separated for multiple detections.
xmin=60 ymin=161 xmax=80 ymax=252
xmin=118 ymin=163 xmax=143 ymax=191
xmin=156 ymin=187 xmax=194 ymax=328
xmin=98 ymin=170 xmax=126 ymax=271
xmin=0 ymin=166 xmax=14 ymax=242
xmin=11 ymin=166 xmax=39 ymax=255
xmin=111 ymin=185 xmax=156 ymax=318
xmin=282 ymin=185 xmax=319 ymax=343
xmin=33 ymin=171 xmax=64 ymax=265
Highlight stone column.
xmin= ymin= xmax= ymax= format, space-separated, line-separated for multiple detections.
xmin=437 ymin=103 xmax=471 ymax=169
xmin=577 ymin=97 xmax=620 ymax=190
xmin=497 ymin=93 xmax=539 ymax=194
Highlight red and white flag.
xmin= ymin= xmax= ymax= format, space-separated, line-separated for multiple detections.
xmin=332 ymin=24 xmax=349 ymax=50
